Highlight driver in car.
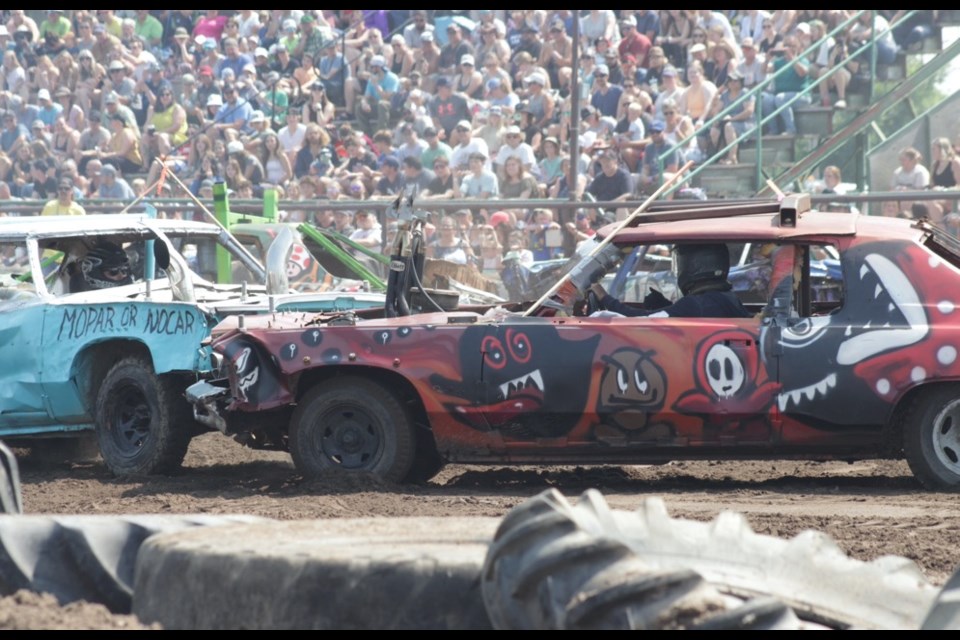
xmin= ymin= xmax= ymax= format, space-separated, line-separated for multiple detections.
xmin=67 ymin=241 xmax=135 ymax=293
xmin=589 ymin=243 xmax=753 ymax=318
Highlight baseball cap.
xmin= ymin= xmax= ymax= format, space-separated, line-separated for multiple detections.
xmin=795 ymin=22 xmax=811 ymax=35
xmin=741 ymin=37 xmax=757 ymax=50
xmin=486 ymin=77 xmax=501 ymax=91
xmin=649 ymin=119 xmax=666 ymax=133
xmin=422 ymin=126 xmax=437 ymax=137
xmin=206 ymin=94 xmax=223 ymax=107
xmin=54 ymin=86 xmax=70 ymax=98
xmin=199 ymin=65 xmax=214 ymax=76
xmin=420 ymin=31 xmax=434 ymax=42
xmin=370 ymin=55 xmax=386 ymax=68
xmin=489 ymin=211 xmax=510 ymax=228
xmin=456 ymin=119 xmax=472 ymax=131
xmin=727 ymin=69 xmax=744 ymax=82
xmin=249 ymin=110 xmax=266 ymax=123
xmin=104 ymin=91 xmax=119 ymax=104
xmin=31 ymin=119 xmax=45 ymax=130
xmin=434 ymin=76 xmax=449 ymax=88
xmin=594 ymin=63 xmax=609 ymax=76
xmin=227 ymin=140 xmax=244 ymax=154
xmin=524 ymin=72 xmax=545 ymax=86
xmin=182 ymin=73 xmax=196 ymax=84
xmin=254 ymin=47 xmax=268 ymax=58
xmin=662 ymin=65 xmax=678 ymax=77
xmin=100 ymin=164 xmax=117 ymax=177
xmin=37 ymin=88 xmax=51 ymax=101
xmin=690 ymin=43 xmax=707 ymax=54
xmin=300 ymin=13 xmax=316 ymax=23
xmin=504 ymin=125 xmax=521 ymax=135
xmin=282 ymin=19 xmax=296 ymax=32
xmin=460 ymin=53 xmax=475 ymax=66
xmin=381 ymin=155 xmax=400 ymax=169
xmin=620 ymin=15 xmax=637 ymax=26
xmin=200 ymin=178 xmax=214 ymax=189
xmin=203 ymin=39 xmax=217 ymax=50
xmin=174 ymin=26 xmax=189 ymax=38
xmin=93 ymin=23 xmax=105 ymax=34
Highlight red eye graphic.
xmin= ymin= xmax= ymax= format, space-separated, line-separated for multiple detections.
xmin=482 ymin=336 xmax=506 ymax=370
xmin=506 ymin=330 xmax=532 ymax=363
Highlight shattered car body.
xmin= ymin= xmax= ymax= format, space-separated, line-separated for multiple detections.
xmin=189 ymin=198 xmax=960 ymax=489
xmin=0 ymin=215 xmax=383 ymax=476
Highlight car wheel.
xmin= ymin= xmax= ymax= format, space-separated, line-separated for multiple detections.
xmin=289 ymin=377 xmax=415 ymax=483
xmin=482 ymin=489 xmax=939 ymax=629
xmin=95 ymin=357 xmax=192 ymax=476
xmin=903 ymin=384 xmax=960 ymax=491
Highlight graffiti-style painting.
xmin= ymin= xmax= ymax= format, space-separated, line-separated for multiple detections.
xmin=594 ymin=348 xmax=673 ymax=441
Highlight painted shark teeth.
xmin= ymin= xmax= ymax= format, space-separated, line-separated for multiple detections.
xmin=498 ymin=369 xmax=544 ymax=399
xmin=778 ymin=373 xmax=837 ymax=412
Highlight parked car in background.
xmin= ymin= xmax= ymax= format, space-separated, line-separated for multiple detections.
xmin=0 ymin=215 xmax=382 ymax=477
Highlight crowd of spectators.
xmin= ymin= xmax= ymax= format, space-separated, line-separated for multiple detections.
xmin=0 ymin=10 xmax=945 ymax=274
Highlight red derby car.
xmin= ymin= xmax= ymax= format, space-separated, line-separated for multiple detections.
xmin=187 ymin=196 xmax=960 ymax=489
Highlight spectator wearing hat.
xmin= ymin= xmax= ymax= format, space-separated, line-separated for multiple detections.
xmin=457 ymin=151 xmax=498 ymax=199
xmin=422 ymin=153 xmax=454 ymax=199
xmin=476 ymin=106 xmax=507 ymax=156
xmin=74 ymin=111 xmax=110 ymax=174
xmin=101 ymin=112 xmax=144 ymax=175
xmin=38 ymin=10 xmax=71 ymax=41
xmin=163 ymin=10 xmax=195 ymax=50
xmin=74 ymin=49 xmax=105 ymax=115
xmin=104 ymin=59 xmax=136 ymax=107
xmin=196 ymin=36 xmax=224 ymax=76
xmin=6 ymin=10 xmax=37 ymax=43
xmin=40 ymin=177 xmax=84 ymax=216
xmin=292 ymin=12 xmax=327 ymax=63
xmin=315 ymin=40 xmax=348 ymax=110
xmin=403 ymin=11 xmax=434 ymax=49
xmin=412 ymin=30 xmax=442 ymax=91
xmin=332 ymin=208 xmax=356 ymax=237
xmin=227 ymin=138 xmax=265 ymax=187
xmin=6 ymin=95 xmax=37 ymax=134
xmin=613 ymin=102 xmax=648 ymax=173
xmin=97 ymin=163 xmax=135 ymax=199
xmin=241 ymin=110 xmax=269 ymax=153
xmin=348 ymin=210 xmax=383 ymax=253
xmin=587 ymin=147 xmax=632 ymax=203
xmin=485 ymin=77 xmax=520 ymax=116
xmin=540 ymin=18 xmax=575 ymax=89
xmin=450 ymin=120 xmax=491 ymax=173
xmin=706 ymin=70 xmax=754 ymax=165
xmin=453 ymin=54 xmax=484 ymax=100
xmin=420 ymin=127 xmax=453 ymax=177
xmin=395 ymin=123 xmax=428 ymax=166
xmin=213 ymin=82 xmax=254 ymax=140
xmin=438 ymin=23 xmax=475 ymax=80
xmin=637 ymin=119 xmax=680 ymax=196
xmin=215 ymin=37 xmax=253 ymax=82
xmin=354 ymin=54 xmax=399 ymax=136
xmin=0 ymin=111 xmax=27 ymax=157
xmin=428 ymin=78 xmax=471 ymax=141
xmin=91 ymin=20 xmax=121 ymax=65
xmin=387 ymin=34 xmax=416 ymax=79
xmin=653 ymin=65 xmax=683 ymax=120
xmin=522 ymin=71 xmax=555 ymax=132
xmin=590 ymin=63 xmax=623 ymax=119
xmin=477 ymin=20 xmax=511 ymax=69
xmin=737 ymin=38 xmax=766 ymax=92
xmin=515 ymin=23 xmax=544 ymax=63
xmin=372 ymin=155 xmax=405 ymax=198
xmin=618 ymin=14 xmax=653 ymax=68
xmin=29 ymin=119 xmax=50 ymax=147
xmin=495 ymin=125 xmax=536 ymax=178
xmin=760 ymin=35 xmax=811 ymax=136
xmin=270 ymin=43 xmax=297 ymax=78
xmin=36 ymin=89 xmax=62 ymax=129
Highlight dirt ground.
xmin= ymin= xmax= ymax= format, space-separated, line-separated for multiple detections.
xmin=4 ymin=432 xmax=960 ymax=629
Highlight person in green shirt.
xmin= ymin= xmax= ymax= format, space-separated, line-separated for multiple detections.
xmin=38 ymin=9 xmax=72 ymax=41
xmin=260 ymin=73 xmax=290 ymax=129
xmin=419 ymin=127 xmax=453 ymax=175
xmin=134 ymin=10 xmax=164 ymax=50
xmin=759 ymin=35 xmax=811 ymax=136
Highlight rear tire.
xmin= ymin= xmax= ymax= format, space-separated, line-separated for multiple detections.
xmin=95 ymin=357 xmax=192 ymax=476
xmin=289 ymin=377 xmax=415 ymax=483
xmin=902 ymin=384 xmax=960 ymax=491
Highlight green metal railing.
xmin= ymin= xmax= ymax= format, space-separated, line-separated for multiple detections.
xmin=656 ymin=10 xmax=927 ymax=197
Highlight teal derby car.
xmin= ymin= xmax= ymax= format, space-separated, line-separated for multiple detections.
xmin=0 ymin=215 xmax=383 ymax=476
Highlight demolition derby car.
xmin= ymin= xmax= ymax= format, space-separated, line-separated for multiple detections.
xmin=0 ymin=215 xmax=382 ymax=476
xmin=188 ymin=196 xmax=960 ymax=490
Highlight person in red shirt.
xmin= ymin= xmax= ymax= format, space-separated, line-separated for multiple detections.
xmin=618 ymin=14 xmax=653 ymax=68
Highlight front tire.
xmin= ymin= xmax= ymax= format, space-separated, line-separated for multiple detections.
xmin=289 ymin=377 xmax=415 ymax=482
xmin=95 ymin=357 xmax=192 ymax=476
xmin=903 ymin=384 xmax=960 ymax=491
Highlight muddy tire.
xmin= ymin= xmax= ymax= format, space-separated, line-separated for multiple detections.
xmin=902 ymin=385 xmax=960 ymax=491
xmin=290 ymin=377 xmax=415 ymax=483
xmin=95 ymin=357 xmax=192 ymax=476
xmin=482 ymin=489 xmax=940 ymax=629
xmin=0 ymin=515 xmax=265 ymax=613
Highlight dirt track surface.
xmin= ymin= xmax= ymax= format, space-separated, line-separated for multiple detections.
xmin=6 ymin=432 xmax=960 ymax=629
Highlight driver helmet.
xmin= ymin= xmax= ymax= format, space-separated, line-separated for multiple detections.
xmin=675 ymin=243 xmax=730 ymax=295
xmin=75 ymin=241 xmax=134 ymax=291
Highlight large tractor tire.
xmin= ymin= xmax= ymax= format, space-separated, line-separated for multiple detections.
xmin=0 ymin=515 xmax=265 ymax=613
xmin=482 ymin=489 xmax=942 ymax=630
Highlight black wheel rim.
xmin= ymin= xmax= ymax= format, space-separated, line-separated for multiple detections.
xmin=316 ymin=403 xmax=383 ymax=470
xmin=108 ymin=382 xmax=153 ymax=456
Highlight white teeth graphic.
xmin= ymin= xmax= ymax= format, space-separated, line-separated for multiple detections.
xmin=860 ymin=264 xmax=869 ymax=279
xmin=498 ymin=369 xmax=544 ymax=399
xmin=845 ymin=326 xmax=852 ymax=337
xmin=888 ymin=303 xmax=894 ymax=312
xmin=778 ymin=373 xmax=837 ymax=412
xmin=874 ymin=284 xmax=882 ymax=299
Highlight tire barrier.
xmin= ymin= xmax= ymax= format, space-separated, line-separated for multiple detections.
xmin=133 ymin=516 xmax=500 ymax=629
xmin=0 ymin=442 xmax=22 ymax=515
xmin=481 ymin=489 xmax=945 ymax=630
xmin=0 ymin=515 xmax=265 ymax=613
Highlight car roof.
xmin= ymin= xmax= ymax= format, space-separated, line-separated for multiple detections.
xmin=0 ymin=214 xmax=222 ymax=241
xmin=604 ymin=209 xmax=923 ymax=245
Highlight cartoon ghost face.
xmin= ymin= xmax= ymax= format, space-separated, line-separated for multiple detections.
xmin=705 ymin=343 xmax=745 ymax=399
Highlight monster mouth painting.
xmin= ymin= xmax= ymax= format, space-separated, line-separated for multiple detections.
xmin=778 ymin=372 xmax=837 ymax=412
